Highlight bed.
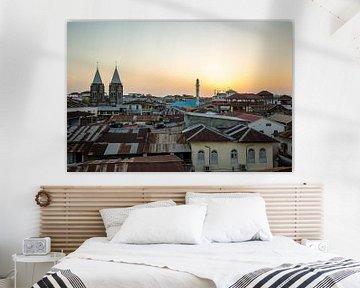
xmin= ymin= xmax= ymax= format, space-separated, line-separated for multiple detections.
xmin=33 ymin=185 xmax=360 ymax=288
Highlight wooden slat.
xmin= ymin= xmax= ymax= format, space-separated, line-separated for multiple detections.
xmin=39 ymin=184 xmax=323 ymax=253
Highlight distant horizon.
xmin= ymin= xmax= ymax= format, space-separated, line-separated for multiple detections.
xmin=68 ymin=21 xmax=293 ymax=97
xmin=67 ymin=82 xmax=292 ymax=98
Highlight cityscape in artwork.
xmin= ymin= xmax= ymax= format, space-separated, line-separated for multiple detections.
xmin=67 ymin=21 xmax=293 ymax=172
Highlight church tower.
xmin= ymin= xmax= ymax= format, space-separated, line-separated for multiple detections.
xmin=90 ymin=66 xmax=105 ymax=106
xmin=109 ymin=65 xmax=123 ymax=105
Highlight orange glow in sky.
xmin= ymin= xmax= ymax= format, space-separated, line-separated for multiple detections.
xmin=67 ymin=21 xmax=293 ymax=96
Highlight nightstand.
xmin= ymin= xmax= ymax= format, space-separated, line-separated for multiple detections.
xmin=12 ymin=252 xmax=65 ymax=288
xmin=301 ymin=239 xmax=328 ymax=252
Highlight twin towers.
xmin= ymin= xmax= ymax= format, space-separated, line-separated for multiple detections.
xmin=89 ymin=65 xmax=200 ymax=107
xmin=90 ymin=65 xmax=124 ymax=106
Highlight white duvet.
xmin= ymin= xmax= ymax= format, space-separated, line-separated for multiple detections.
xmin=53 ymin=237 xmax=360 ymax=288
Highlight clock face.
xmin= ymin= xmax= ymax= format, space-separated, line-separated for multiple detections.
xmin=36 ymin=241 xmax=45 ymax=250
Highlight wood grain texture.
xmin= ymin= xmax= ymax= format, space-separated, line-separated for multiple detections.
xmin=39 ymin=184 xmax=323 ymax=253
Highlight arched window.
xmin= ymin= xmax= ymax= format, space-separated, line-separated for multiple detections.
xmin=231 ymin=149 xmax=238 ymax=164
xmin=197 ymin=150 xmax=205 ymax=165
xmin=247 ymin=148 xmax=255 ymax=163
xmin=259 ymin=148 xmax=267 ymax=163
xmin=210 ymin=150 xmax=218 ymax=165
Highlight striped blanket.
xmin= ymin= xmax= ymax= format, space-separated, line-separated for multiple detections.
xmin=32 ymin=258 xmax=360 ymax=288
xmin=230 ymin=258 xmax=360 ymax=288
xmin=32 ymin=268 xmax=86 ymax=288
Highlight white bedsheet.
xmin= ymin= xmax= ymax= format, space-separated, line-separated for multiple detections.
xmin=54 ymin=236 xmax=360 ymax=288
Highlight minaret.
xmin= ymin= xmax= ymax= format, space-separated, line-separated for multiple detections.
xmin=90 ymin=65 xmax=105 ymax=106
xmin=196 ymin=78 xmax=200 ymax=106
xmin=109 ymin=65 xmax=124 ymax=105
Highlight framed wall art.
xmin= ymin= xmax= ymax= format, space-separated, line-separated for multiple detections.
xmin=67 ymin=21 xmax=292 ymax=172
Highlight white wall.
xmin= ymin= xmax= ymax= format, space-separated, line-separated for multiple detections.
xmin=1 ymin=0 xmax=360 ymax=285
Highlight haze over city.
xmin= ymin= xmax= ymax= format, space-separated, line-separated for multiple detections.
xmin=68 ymin=21 xmax=292 ymax=96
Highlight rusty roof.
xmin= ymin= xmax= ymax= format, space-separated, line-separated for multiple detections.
xmin=67 ymin=98 xmax=87 ymax=108
xmin=87 ymin=142 xmax=146 ymax=156
xmin=67 ymin=142 xmax=92 ymax=153
xmin=228 ymin=93 xmax=262 ymax=100
xmin=223 ymin=112 xmax=263 ymax=122
xmin=67 ymin=125 xmax=108 ymax=142
xmin=97 ymin=128 xmax=149 ymax=143
xmin=279 ymin=95 xmax=292 ymax=100
xmin=67 ymin=111 xmax=94 ymax=119
xmin=268 ymin=113 xmax=292 ymax=125
xmin=257 ymin=90 xmax=274 ymax=97
xmin=67 ymin=155 xmax=185 ymax=172
xmin=277 ymin=129 xmax=292 ymax=139
xmin=109 ymin=115 xmax=161 ymax=123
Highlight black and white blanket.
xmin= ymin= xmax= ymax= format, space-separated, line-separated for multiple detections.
xmin=32 ymin=268 xmax=86 ymax=288
xmin=33 ymin=258 xmax=360 ymax=288
xmin=230 ymin=258 xmax=360 ymax=288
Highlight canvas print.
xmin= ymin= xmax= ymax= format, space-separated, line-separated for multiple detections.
xmin=67 ymin=21 xmax=292 ymax=172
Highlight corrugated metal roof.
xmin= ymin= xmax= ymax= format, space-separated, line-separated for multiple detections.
xmin=67 ymin=155 xmax=185 ymax=172
xmin=109 ymin=115 xmax=160 ymax=123
xmin=97 ymin=128 xmax=149 ymax=143
xmin=277 ymin=130 xmax=292 ymax=139
xmin=268 ymin=113 xmax=292 ymax=125
xmin=228 ymin=93 xmax=262 ymax=100
xmin=104 ymin=143 xmax=121 ymax=155
xmin=67 ymin=143 xmax=92 ymax=153
xmin=67 ymin=99 xmax=87 ymax=108
xmin=67 ymin=125 xmax=108 ymax=142
xmin=223 ymin=112 xmax=262 ymax=122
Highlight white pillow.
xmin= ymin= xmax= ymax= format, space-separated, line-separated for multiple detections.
xmin=111 ymin=205 xmax=207 ymax=244
xmin=186 ymin=192 xmax=259 ymax=205
xmin=100 ymin=200 xmax=176 ymax=240
xmin=202 ymin=197 xmax=272 ymax=243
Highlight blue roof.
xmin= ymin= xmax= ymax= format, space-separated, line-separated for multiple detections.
xmin=171 ymin=100 xmax=199 ymax=108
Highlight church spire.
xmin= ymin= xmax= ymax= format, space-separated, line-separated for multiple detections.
xmin=92 ymin=66 xmax=103 ymax=84
xmin=110 ymin=65 xmax=121 ymax=84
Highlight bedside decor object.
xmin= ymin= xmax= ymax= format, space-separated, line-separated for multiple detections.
xmin=35 ymin=190 xmax=51 ymax=207
xmin=12 ymin=252 xmax=65 ymax=288
xmin=301 ymin=239 xmax=328 ymax=252
xmin=23 ymin=237 xmax=51 ymax=255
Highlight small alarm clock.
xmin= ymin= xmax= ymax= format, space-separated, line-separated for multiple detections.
xmin=23 ymin=237 xmax=51 ymax=255
xmin=301 ymin=239 xmax=328 ymax=252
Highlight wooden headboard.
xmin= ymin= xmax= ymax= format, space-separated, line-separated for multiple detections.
xmin=39 ymin=184 xmax=323 ymax=253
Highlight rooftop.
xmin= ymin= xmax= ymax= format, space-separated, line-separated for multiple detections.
xmin=184 ymin=124 xmax=233 ymax=142
xmin=224 ymin=124 xmax=278 ymax=143
xmin=67 ymin=98 xmax=87 ymax=109
xmin=67 ymin=155 xmax=185 ymax=172
xmin=268 ymin=113 xmax=293 ymax=125
xmin=223 ymin=112 xmax=263 ymax=122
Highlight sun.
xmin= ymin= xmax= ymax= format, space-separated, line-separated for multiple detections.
xmin=200 ymin=62 xmax=239 ymax=92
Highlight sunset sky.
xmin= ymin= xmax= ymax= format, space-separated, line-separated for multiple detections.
xmin=67 ymin=21 xmax=292 ymax=97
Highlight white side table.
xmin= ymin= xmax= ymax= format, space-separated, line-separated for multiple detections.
xmin=12 ymin=252 xmax=65 ymax=288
